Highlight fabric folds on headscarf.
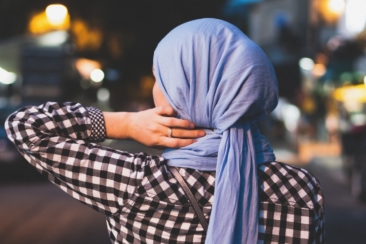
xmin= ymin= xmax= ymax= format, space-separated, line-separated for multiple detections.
xmin=153 ymin=18 xmax=278 ymax=244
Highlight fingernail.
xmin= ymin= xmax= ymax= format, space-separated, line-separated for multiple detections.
xmin=198 ymin=131 xmax=206 ymax=137
xmin=189 ymin=123 xmax=195 ymax=128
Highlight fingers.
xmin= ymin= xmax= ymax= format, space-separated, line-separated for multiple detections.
xmin=156 ymin=115 xmax=195 ymax=129
xmin=155 ymin=107 xmax=194 ymax=128
xmin=154 ymin=106 xmax=177 ymax=117
xmin=155 ymin=124 xmax=205 ymax=139
xmin=146 ymin=106 xmax=206 ymax=149
xmin=160 ymin=137 xmax=197 ymax=148
xmin=171 ymin=128 xmax=205 ymax=138
xmin=155 ymin=106 xmax=198 ymax=129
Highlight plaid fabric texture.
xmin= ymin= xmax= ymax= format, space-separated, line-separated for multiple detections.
xmin=258 ymin=162 xmax=325 ymax=244
xmin=87 ymin=106 xmax=106 ymax=142
xmin=5 ymin=102 xmax=325 ymax=244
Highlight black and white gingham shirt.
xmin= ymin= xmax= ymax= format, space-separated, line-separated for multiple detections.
xmin=5 ymin=102 xmax=325 ymax=244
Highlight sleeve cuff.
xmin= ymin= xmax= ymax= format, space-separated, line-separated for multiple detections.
xmin=87 ymin=107 xmax=106 ymax=142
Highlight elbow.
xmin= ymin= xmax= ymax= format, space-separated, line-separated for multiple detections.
xmin=4 ymin=109 xmax=34 ymax=151
xmin=4 ymin=113 xmax=17 ymax=143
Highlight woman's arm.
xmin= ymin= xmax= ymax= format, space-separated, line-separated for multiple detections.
xmin=4 ymin=102 xmax=204 ymax=216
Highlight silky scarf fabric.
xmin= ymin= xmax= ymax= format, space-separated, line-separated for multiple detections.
xmin=153 ymin=19 xmax=278 ymax=243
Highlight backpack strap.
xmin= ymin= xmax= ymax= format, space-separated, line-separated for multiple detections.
xmin=169 ymin=167 xmax=208 ymax=232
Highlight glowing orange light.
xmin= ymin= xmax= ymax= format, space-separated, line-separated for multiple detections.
xmin=74 ymin=58 xmax=102 ymax=79
xmin=71 ymin=19 xmax=103 ymax=51
xmin=28 ymin=5 xmax=70 ymax=34
xmin=312 ymin=64 xmax=327 ymax=77
xmin=319 ymin=0 xmax=345 ymax=24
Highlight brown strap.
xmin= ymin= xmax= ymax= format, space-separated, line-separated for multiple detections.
xmin=169 ymin=167 xmax=208 ymax=232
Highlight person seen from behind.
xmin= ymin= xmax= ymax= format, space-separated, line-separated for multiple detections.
xmin=6 ymin=18 xmax=324 ymax=243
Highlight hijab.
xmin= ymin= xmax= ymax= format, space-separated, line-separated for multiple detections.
xmin=153 ymin=18 xmax=278 ymax=243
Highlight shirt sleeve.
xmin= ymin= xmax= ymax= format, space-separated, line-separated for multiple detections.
xmin=5 ymin=101 xmax=162 ymax=216
xmin=86 ymin=106 xmax=106 ymax=142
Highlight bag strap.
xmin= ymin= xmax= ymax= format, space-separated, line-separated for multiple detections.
xmin=169 ymin=167 xmax=208 ymax=232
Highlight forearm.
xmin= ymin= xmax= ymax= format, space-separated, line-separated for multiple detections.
xmin=5 ymin=102 xmax=142 ymax=215
xmin=102 ymin=111 xmax=131 ymax=140
xmin=5 ymin=102 xmax=95 ymax=151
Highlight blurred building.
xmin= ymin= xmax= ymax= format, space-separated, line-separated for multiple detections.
xmin=0 ymin=4 xmax=79 ymax=107
xmin=225 ymin=0 xmax=366 ymax=100
xmin=250 ymin=0 xmax=309 ymax=101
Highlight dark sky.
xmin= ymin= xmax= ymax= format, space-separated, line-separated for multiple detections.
xmin=0 ymin=0 xmax=226 ymax=34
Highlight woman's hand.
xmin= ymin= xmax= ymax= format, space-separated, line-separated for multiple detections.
xmin=103 ymin=107 xmax=205 ymax=148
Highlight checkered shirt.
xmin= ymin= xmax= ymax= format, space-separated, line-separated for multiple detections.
xmin=5 ymin=102 xmax=325 ymax=244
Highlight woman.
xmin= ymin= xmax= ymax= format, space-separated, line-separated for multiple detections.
xmin=6 ymin=18 xmax=324 ymax=243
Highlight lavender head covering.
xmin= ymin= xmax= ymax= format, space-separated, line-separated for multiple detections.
xmin=153 ymin=18 xmax=278 ymax=243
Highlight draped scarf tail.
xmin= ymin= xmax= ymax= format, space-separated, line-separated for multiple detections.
xmin=204 ymin=122 xmax=258 ymax=243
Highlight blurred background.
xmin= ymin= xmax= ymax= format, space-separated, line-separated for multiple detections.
xmin=0 ymin=0 xmax=366 ymax=243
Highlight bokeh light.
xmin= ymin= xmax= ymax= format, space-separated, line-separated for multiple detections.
xmin=299 ymin=58 xmax=314 ymax=71
xmin=328 ymin=0 xmax=345 ymax=14
xmin=0 ymin=67 xmax=17 ymax=85
xmin=29 ymin=5 xmax=70 ymax=34
xmin=345 ymin=0 xmax=366 ymax=34
xmin=46 ymin=4 xmax=68 ymax=26
xmin=333 ymin=84 xmax=366 ymax=103
xmin=90 ymin=69 xmax=105 ymax=83
xmin=97 ymin=88 xmax=110 ymax=102
xmin=312 ymin=63 xmax=327 ymax=77
xmin=75 ymin=59 xmax=102 ymax=79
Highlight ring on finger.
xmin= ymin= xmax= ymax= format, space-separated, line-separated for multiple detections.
xmin=168 ymin=128 xmax=173 ymax=138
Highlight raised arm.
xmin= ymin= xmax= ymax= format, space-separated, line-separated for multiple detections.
xmin=5 ymin=102 xmax=204 ymax=216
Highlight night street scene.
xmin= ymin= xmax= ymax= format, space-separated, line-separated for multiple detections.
xmin=1 ymin=0 xmax=366 ymax=243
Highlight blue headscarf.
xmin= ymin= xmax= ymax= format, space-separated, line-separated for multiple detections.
xmin=153 ymin=18 xmax=278 ymax=243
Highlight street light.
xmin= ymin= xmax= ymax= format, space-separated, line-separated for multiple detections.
xmin=46 ymin=4 xmax=68 ymax=26
xmin=29 ymin=4 xmax=70 ymax=34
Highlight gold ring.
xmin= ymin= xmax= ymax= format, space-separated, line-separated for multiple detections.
xmin=168 ymin=128 xmax=172 ymax=138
